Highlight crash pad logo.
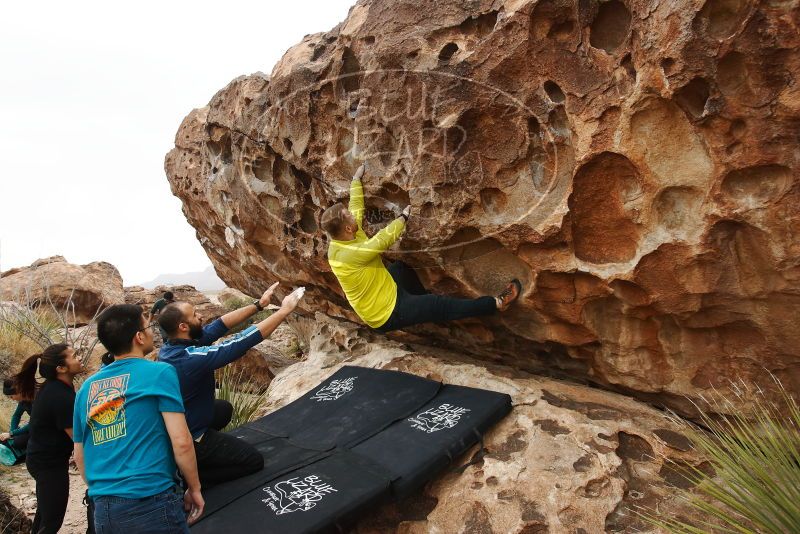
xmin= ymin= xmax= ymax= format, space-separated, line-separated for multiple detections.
xmin=261 ymin=475 xmax=338 ymax=515
xmin=408 ymin=403 xmax=471 ymax=433
xmin=87 ymin=374 xmax=130 ymax=445
xmin=310 ymin=377 xmax=356 ymax=402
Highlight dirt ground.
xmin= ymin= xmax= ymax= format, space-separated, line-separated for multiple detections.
xmin=2 ymin=463 xmax=89 ymax=533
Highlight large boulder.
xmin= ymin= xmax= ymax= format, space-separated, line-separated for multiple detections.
xmin=124 ymin=284 xmax=225 ymax=321
xmin=0 ymin=256 xmax=124 ymax=325
xmin=164 ymin=0 xmax=800 ymax=414
xmin=262 ymin=315 xmax=710 ymax=533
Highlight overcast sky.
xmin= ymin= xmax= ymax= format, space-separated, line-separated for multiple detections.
xmin=0 ymin=0 xmax=354 ymax=285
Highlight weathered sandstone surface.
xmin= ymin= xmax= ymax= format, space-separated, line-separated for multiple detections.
xmin=266 ymin=315 xmax=709 ymax=533
xmin=165 ymin=0 xmax=800 ymax=414
xmin=0 ymin=256 xmax=124 ymax=325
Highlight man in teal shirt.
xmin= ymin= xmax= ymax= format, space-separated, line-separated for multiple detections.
xmin=73 ymin=304 xmax=204 ymax=533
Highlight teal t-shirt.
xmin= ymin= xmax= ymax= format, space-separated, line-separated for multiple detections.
xmin=73 ymin=358 xmax=185 ymax=498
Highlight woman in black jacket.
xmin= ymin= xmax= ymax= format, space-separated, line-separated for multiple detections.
xmin=13 ymin=343 xmax=83 ymax=534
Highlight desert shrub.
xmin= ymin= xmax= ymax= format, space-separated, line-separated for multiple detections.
xmin=642 ymin=378 xmax=800 ymax=533
xmin=215 ymin=365 xmax=269 ymax=431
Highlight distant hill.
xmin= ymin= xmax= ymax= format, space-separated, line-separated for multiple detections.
xmin=137 ymin=266 xmax=225 ymax=291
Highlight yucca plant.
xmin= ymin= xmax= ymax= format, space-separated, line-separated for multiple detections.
xmin=643 ymin=377 xmax=800 ymax=533
xmin=215 ymin=365 xmax=269 ymax=431
xmin=0 ymin=284 xmax=102 ymax=365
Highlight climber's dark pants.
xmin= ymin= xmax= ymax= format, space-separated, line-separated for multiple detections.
xmin=376 ymin=261 xmax=496 ymax=332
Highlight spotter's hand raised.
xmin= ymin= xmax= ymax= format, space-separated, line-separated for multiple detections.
xmin=259 ymin=282 xmax=279 ymax=307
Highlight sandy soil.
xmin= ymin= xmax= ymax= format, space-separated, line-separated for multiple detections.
xmin=2 ymin=463 xmax=89 ymax=533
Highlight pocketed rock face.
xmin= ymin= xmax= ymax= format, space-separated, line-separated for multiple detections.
xmin=264 ymin=315 xmax=710 ymax=533
xmin=165 ymin=0 xmax=800 ymax=415
xmin=0 ymin=256 xmax=124 ymax=325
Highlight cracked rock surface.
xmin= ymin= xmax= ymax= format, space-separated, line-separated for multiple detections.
xmin=165 ymin=0 xmax=800 ymax=415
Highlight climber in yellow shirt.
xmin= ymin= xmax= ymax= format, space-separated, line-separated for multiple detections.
xmin=322 ymin=163 xmax=522 ymax=332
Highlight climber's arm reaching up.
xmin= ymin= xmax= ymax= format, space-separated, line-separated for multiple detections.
xmin=349 ymin=164 xmax=366 ymax=229
xmin=338 ymin=207 xmax=409 ymax=266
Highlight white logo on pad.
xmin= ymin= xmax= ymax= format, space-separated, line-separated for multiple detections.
xmin=408 ymin=403 xmax=471 ymax=433
xmin=310 ymin=377 xmax=356 ymax=402
xmin=261 ymin=475 xmax=338 ymax=515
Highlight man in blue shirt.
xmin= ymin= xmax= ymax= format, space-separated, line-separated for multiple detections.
xmin=73 ymin=304 xmax=204 ymax=533
xmin=158 ymin=282 xmax=303 ymax=486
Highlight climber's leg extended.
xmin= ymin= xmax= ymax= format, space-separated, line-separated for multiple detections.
xmin=377 ymin=279 xmax=522 ymax=332
xmin=377 ymin=292 xmax=496 ymax=332
xmin=387 ymin=261 xmax=429 ymax=295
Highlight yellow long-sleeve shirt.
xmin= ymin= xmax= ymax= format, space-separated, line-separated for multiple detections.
xmin=328 ymin=179 xmax=406 ymax=328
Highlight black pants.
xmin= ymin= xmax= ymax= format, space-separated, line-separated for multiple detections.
xmin=209 ymin=399 xmax=234 ymax=431
xmin=194 ymin=399 xmax=263 ymax=487
xmin=12 ymin=431 xmax=29 ymax=451
xmin=376 ymin=261 xmax=497 ymax=332
xmin=27 ymin=461 xmax=69 ymax=534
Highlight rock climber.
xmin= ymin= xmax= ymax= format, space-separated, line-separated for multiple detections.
xmin=321 ymin=163 xmax=522 ymax=332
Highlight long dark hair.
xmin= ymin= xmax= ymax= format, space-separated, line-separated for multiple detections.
xmin=14 ymin=343 xmax=69 ymax=400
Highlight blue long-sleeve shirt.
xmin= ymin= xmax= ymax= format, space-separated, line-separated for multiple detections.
xmin=157 ymin=319 xmax=264 ymax=438
xmin=10 ymin=401 xmax=32 ymax=436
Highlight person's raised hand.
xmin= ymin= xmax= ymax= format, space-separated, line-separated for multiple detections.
xmin=184 ymin=488 xmax=205 ymax=525
xmin=259 ymin=282 xmax=280 ymax=308
xmin=280 ymin=287 xmax=305 ymax=313
xmin=353 ymin=162 xmax=365 ymax=181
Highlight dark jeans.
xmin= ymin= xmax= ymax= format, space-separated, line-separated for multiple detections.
xmin=93 ymin=486 xmax=188 ymax=534
xmin=194 ymin=427 xmax=264 ymax=487
xmin=27 ymin=461 xmax=69 ymax=534
xmin=376 ymin=261 xmax=497 ymax=332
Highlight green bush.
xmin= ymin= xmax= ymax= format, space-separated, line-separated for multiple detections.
xmin=642 ymin=378 xmax=800 ymax=533
xmin=215 ymin=365 xmax=269 ymax=431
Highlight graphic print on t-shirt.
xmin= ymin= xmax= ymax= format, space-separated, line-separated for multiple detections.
xmin=87 ymin=374 xmax=130 ymax=445
xmin=310 ymin=377 xmax=356 ymax=402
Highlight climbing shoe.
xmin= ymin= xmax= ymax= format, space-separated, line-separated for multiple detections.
xmin=496 ymin=279 xmax=522 ymax=311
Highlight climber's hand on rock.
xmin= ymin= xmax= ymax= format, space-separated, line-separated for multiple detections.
xmin=353 ymin=163 xmax=365 ymax=181
xmin=259 ymin=281 xmax=279 ymax=307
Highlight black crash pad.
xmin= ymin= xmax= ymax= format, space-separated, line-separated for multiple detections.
xmin=200 ymin=431 xmax=328 ymax=517
xmin=192 ymin=366 xmax=512 ymax=533
xmin=351 ymin=384 xmax=512 ymax=498
xmin=192 ymin=451 xmax=390 ymax=534
xmin=249 ymin=366 xmax=441 ymax=450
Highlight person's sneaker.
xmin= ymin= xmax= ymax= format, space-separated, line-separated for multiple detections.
xmin=495 ymin=279 xmax=522 ymax=311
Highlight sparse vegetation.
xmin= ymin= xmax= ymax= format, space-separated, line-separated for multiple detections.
xmin=642 ymin=378 xmax=800 ymax=534
xmin=0 ymin=487 xmax=31 ymax=534
xmin=0 ymin=285 xmax=101 ymax=366
xmin=215 ymin=365 xmax=269 ymax=431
